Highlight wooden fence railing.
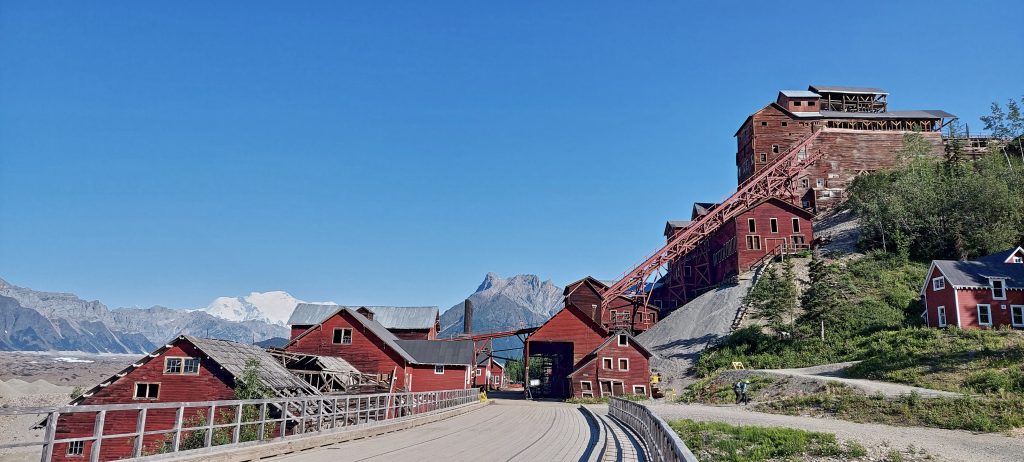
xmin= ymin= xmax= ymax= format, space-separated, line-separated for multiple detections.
xmin=0 ymin=388 xmax=480 ymax=462
xmin=607 ymin=398 xmax=697 ymax=462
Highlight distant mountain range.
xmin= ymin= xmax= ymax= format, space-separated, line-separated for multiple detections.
xmin=439 ymin=273 xmax=564 ymax=358
xmin=0 ymin=277 xmax=291 ymax=353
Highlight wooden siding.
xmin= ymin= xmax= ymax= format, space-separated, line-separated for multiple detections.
xmin=563 ymin=279 xmax=658 ymax=332
xmin=527 ymin=307 xmax=606 ymax=368
xmin=950 ymin=288 xmax=1024 ymax=329
xmin=407 ymin=364 xmax=469 ymax=392
xmin=52 ymin=343 xmax=239 ymax=462
xmin=569 ymin=339 xmax=651 ymax=399
xmin=923 ymin=266 xmax=958 ymax=328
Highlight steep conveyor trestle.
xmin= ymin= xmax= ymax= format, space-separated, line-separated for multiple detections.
xmin=602 ymin=130 xmax=826 ymax=309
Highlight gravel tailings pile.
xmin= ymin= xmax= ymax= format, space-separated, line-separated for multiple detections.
xmin=638 ymin=279 xmax=750 ymax=386
xmin=0 ymin=379 xmax=73 ymax=462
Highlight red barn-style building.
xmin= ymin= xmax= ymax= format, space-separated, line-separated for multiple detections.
xmin=656 ymin=198 xmax=814 ymax=310
xmin=922 ymin=247 xmax=1024 ymax=329
xmin=568 ymin=332 xmax=653 ymax=398
xmin=288 ymin=304 xmax=440 ymax=340
xmin=285 ymin=306 xmax=474 ymax=391
xmin=474 ymin=353 xmax=506 ymax=390
xmin=525 ymin=280 xmax=655 ymax=399
xmin=48 ymin=336 xmax=313 ymax=462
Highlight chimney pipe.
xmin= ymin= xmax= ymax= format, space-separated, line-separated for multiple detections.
xmin=463 ymin=299 xmax=474 ymax=335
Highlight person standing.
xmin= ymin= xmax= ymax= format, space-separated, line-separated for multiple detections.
xmin=732 ymin=380 xmax=742 ymax=403
xmin=739 ymin=380 xmax=750 ymax=405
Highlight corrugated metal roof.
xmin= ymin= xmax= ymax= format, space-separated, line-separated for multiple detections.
xmin=185 ymin=335 xmax=314 ymax=392
xmin=287 ymin=303 xmax=438 ymax=330
xmin=397 ymin=339 xmax=474 ymax=366
xmin=933 ymin=249 xmax=1024 ymax=289
xmin=780 ymin=90 xmax=820 ymax=98
xmin=362 ymin=306 xmax=438 ymax=330
xmin=809 ymin=85 xmax=888 ymax=95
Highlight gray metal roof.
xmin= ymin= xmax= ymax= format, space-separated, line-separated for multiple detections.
xmin=809 ymin=85 xmax=888 ymax=95
xmin=184 ymin=335 xmax=314 ymax=393
xmin=667 ymin=220 xmax=691 ymax=228
xmin=397 ymin=339 xmax=474 ymax=366
xmin=287 ymin=303 xmax=438 ymax=330
xmin=933 ymin=251 xmax=1024 ymax=289
xmin=476 ymin=352 xmax=505 ymax=367
xmin=780 ymin=90 xmax=820 ymax=98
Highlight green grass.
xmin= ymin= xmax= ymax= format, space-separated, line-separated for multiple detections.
xmin=669 ymin=419 xmax=865 ymax=462
xmin=757 ymin=389 xmax=1024 ymax=432
xmin=676 ymin=372 xmax=779 ymax=404
xmin=564 ymin=393 xmax=648 ymax=405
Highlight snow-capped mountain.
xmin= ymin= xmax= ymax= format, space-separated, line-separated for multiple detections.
xmin=203 ymin=291 xmax=332 ymax=326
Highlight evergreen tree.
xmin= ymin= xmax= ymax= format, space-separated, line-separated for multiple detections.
xmin=745 ymin=263 xmax=798 ymax=335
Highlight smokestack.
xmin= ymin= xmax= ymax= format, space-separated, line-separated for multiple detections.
xmin=463 ymin=299 xmax=474 ymax=335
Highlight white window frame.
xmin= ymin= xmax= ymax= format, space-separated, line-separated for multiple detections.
xmin=1011 ymin=305 xmax=1024 ymax=328
xmin=632 ymin=385 xmax=647 ymax=395
xmin=617 ymin=334 xmax=628 ymax=346
xmin=434 ymin=365 xmax=445 ymax=374
xmin=769 ymin=218 xmax=778 ymax=234
xmin=932 ymin=277 xmax=945 ymax=291
xmin=133 ymin=382 xmax=160 ymax=400
xmin=602 ymin=357 xmax=613 ymax=370
xmin=580 ymin=380 xmax=594 ymax=398
xmin=936 ymin=306 xmax=947 ymax=327
xmin=792 ymin=218 xmax=800 ymax=233
xmin=747 ymin=218 xmax=756 ymax=233
xmin=475 ymin=368 xmax=482 ymax=377
xmin=333 ymin=328 xmax=353 ymax=345
xmin=977 ymin=304 xmax=992 ymax=327
xmin=1014 ymin=257 xmax=1023 ymax=264
xmin=67 ymin=440 xmax=85 ymax=457
xmin=991 ymin=279 xmax=1007 ymax=300
xmin=618 ymin=358 xmax=629 ymax=371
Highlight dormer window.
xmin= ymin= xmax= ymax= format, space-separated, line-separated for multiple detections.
xmin=991 ymin=279 xmax=1006 ymax=300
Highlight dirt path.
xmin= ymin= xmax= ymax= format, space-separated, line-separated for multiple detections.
xmin=647 ymin=402 xmax=1024 ymax=462
xmin=756 ymin=362 xmax=959 ymax=397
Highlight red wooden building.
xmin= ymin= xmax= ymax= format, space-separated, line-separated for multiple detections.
xmin=656 ymin=197 xmax=814 ymax=311
xmin=524 ymin=280 xmax=655 ymax=399
xmin=568 ymin=332 xmax=653 ymax=398
xmin=288 ymin=304 xmax=440 ymax=340
xmin=734 ymin=85 xmax=954 ymax=211
xmin=474 ymin=353 xmax=506 ymax=390
xmin=285 ymin=306 xmax=474 ymax=392
xmin=921 ymin=247 xmax=1024 ymax=329
xmin=48 ymin=336 xmax=313 ymax=462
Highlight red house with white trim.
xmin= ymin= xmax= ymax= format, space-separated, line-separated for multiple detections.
xmin=285 ymin=306 xmax=475 ymax=391
xmin=473 ymin=353 xmax=506 ymax=390
xmin=922 ymin=247 xmax=1024 ymax=329
xmin=568 ymin=332 xmax=653 ymax=399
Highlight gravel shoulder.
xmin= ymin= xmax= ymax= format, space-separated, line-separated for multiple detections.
xmin=755 ymin=361 xmax=960 ymax=398
xmin=647 ymin=402 xmax=1024 ymax=462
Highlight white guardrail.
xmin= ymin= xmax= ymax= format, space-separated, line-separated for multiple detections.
xmin=608 ymin=397 xmax=698 ymax=462
xmin=0 ymin=388 xmax=480 ymax=462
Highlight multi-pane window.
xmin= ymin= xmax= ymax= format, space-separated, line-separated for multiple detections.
xmin=333 ymin=328 xmax=352 ymax=344
xmin=792 ymin=218 xmax=800 ymax=233
xmin=759 ymin=153 xmax=767 ymax=163
xmin=434 ymin=365 xmax=445 ymax=374
xmin=932 ymin=277 xmax=945 ymax=291
xmin=937 ymin=306 xmax=947 ymax=327
xmin=816 ymin=178 xmax=825 ymax=188
xmin=771 ymin=144 xmax=779 ymax=153
xmin=770 ymin=218 xmax=778 ymax=233
xmin=978 ymin=304 xmax=992 ymax=326
xmin=1011 ymin=306 xmax=1024 ymax=327
xmin=746 ymin=235 xmax=761 ymax=250
xmin=991 ymin=279 xmax=1006 ymax=300
xmin=134 ymin=383 xmax=159 ymax=400
xmin=799 ymin=178 xmax=809 ymax=189
xmin=67 ymin=441 xmax=84 ymax=456
xmin=164 ymin=357 xmax=199 ymax=374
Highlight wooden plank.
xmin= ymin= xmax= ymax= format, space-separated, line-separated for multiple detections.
xmin=39 ymin=411 xmax=58 ymax=462
xmin=132 ymin=408 xmax=147 ymax=458
xmin=88 ymin=410 xmax=105 ymax=462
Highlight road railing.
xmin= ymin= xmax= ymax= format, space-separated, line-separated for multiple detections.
xmin=608 ymin=397 xmax=697 ymax=462
xmin=0 ymin=388 xmax=480 ymax=462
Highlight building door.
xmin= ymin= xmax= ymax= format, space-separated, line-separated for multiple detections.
xmin=599 ymin=381 xmax=612 ymax=397
xmin=612 ymin=382 xmax=625 ymax=396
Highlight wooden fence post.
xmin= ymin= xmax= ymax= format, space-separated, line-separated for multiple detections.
xmin=89 ymin=410 xmax=105 ymax=462
xmin=132 ymin=408 xmax=147 ymax=458
xmin=171 ymin=406 xmax=184 ymax=453
xmin=39 ymin=411 xmax=58 ymax=462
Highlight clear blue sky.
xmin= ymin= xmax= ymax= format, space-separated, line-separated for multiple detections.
xmin=1 ymin=1 xmax=1021 ymax=310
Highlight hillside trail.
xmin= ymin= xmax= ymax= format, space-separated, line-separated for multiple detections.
xmin=754 ymin=361 xmax=960 ymax=397
xmin=646 ymin=402 xmax=1024 ymax=462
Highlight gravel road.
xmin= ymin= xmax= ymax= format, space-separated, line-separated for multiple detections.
xmin=647 ymin=402 xmax=1024 ymax=462
xmin=756 ymin=362 xmax=960 ymax=398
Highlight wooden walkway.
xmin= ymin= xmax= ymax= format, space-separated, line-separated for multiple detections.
xmin=272 ymin=398 xmax=645 ymax=462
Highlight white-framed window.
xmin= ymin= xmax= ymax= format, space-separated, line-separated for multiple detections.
xmin=792 ymin=218 xmax=801 ymax=233
xmin=164 ymin=357 xmax=200 ymax=375
xmin=937 ymin=306 xmax=947 ymax=327
xmin=434 ymin=365 xmax=444 ymax=374
xmin=475 ymin=368 xmax=482 ymax=377
xmin=769 ymin=218 xmax=778 ymax=233
xmin=816 ymin=178 xmax=825 ymax=188
xmin=746 ymin=235 xmax=761 ymax=250
xmin=632 ymin=385 xmax=647 ymax=395
xmin=977 ymin=304 xmax=992 ymax=326
xmin=799 ymin=177 xmax=809 ymax=189
xmin=602 ymin=358 xmax=613 ymax=370
xmin=134 ymin=382 xmax=160 ymax=400
xmin=1011 ymin=305 xmax=1024 ymax=327
xmin=991 ymin=279 xmax=1007 ymax=300
xmin=617 ymin=334 xmax=628 ymax=346
xmin=332 ymin=328 xmax=352 ymax=345
xmin=1013 ymin=257 xmax=1023 ymax=264
xmin=618 ymin=358 xmax=629 ymax=371
xmin=67 ymin=441 xmax=84 ymax=457
xmin=747 ymin=218 xmax=756 ymax=233
xmin=580 ymin=381 xmax=594 ymax=398
xmin=771 ymin=144 xmax=779 ymax=153
xmin=493 ymin=375 xmax=501 ymax=384
xmin=932 ymin=277 xmax=945 ymax=291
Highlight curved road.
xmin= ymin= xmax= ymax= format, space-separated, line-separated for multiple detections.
xmin=274 ymin=398 xmax=644 ymax=462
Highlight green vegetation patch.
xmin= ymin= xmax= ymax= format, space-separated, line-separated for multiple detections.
xmin=669 ymin=419 xmax=861 ymax=462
